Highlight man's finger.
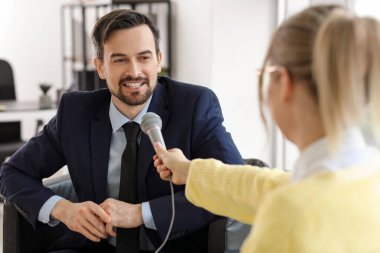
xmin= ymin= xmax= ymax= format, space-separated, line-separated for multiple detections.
xmin=85 ymin=213 xmax=107 ymax=237
xmin=106 ymin=223 xmax=116 ymax=237
xmin=90 ymin=203 xmax=111 ymax=223
xmin=81 ymin=216 xmax=107 ymax=239
xmin=79 ymin=222 xmax=102 ymax=242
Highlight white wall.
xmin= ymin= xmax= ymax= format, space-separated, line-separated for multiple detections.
xmin=172 ymin=0 xmax=277 ymax=162
xmin=0 ymin=0 xmax=68 ymax=101
xmin=210 ymin=0 xmax=277 ymax=161
xmin=170 ymin=0 xmax=213 ymax=86
xmin=355 ymin=0 xmax=380 ymax=17
xmin=1 ymin=0 xmax=278 ymax=164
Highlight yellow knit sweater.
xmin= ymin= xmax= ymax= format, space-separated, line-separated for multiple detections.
xmin=185 ymin=159 xmax=380 ymax=253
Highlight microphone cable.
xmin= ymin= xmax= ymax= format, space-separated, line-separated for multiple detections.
xmin=154 ymin=177 xmax=175 ymax=253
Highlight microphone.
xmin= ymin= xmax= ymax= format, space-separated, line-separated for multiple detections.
xmin=141 ymin=112 xmax=174 ymax=253
xmin=141 ymin=112 xmax=166 ymax=150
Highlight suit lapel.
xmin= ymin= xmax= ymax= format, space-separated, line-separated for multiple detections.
xmin=90 ymin=99 xmax=112 ymax=203
xmin=137 ymin=82 xmax=169 ymax=199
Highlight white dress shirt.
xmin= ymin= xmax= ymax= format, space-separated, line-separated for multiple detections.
xmin=107 ymin=97 xmax=155 ymax=249
xmin=292 ymin=127 xmax=380 ymax=183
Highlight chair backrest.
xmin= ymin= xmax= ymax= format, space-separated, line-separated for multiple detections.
xmin=0 ymin=59 xmax=16 ymax=100
xmin=0 ymin=122 xmax=22 ymax=142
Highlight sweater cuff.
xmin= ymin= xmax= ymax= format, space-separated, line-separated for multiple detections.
xmin=185 ymin=158 xmax=222 ymax=205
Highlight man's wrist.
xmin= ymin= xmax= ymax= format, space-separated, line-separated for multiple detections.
xmin=51 ymin=199 xmax=71 ymax=221
xmin=38 ymin=195 xmax=63 ymax=224
xmin=136 ymin=203 xmax=143 ymax=226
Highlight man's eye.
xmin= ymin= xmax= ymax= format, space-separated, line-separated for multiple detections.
xmin=140 ymin=56 xmax=151 ymax=61
xmin=114 ymin=58 xmax=126 ymax=63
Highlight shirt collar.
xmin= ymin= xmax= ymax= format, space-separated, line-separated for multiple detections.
xmin=109 ymin=96 xmax=152 ymax=133
xmin=292 ymin=127 xmax=376 ymax=182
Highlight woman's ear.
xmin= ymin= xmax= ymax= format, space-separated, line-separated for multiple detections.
xmin=94 ymin=57 xmax=106 ymax=80
xmin=278 ymin=68 xmax=294 ymax=102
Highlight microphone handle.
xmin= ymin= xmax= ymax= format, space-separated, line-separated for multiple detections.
xmin=147 ymin=127 xmax=167 ymax=150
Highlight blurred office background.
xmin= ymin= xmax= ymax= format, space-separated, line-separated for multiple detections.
xmin=0 ymin=0 xmax=379 ymax=251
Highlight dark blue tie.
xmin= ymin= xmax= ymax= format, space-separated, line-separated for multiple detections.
xmin=117 ymin=122 xmax=140 ymax=253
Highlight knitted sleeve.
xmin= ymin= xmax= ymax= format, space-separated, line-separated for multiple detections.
xmin=185 ymin=158 xmax=290 ymax=224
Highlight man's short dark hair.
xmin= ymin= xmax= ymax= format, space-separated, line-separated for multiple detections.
xmin=92 ymin=9 xmax=160 ymax=61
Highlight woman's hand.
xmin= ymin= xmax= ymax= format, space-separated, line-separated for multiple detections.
xmin=153 ymin=143 xmax=191 ymax=185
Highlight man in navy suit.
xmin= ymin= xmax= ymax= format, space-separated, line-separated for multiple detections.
xmin=0 ymin=9 xmax=243 ymax=253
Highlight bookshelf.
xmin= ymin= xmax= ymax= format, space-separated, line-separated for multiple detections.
xmin=60 ymin=0 xmax=171 ymax=91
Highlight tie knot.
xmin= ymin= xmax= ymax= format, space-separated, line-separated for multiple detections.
xmin=122 ymin=122 xmax=140 ymax=142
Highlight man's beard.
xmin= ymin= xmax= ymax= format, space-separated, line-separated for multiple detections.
xmin=112 ymin=76 xmax=153 ymax=106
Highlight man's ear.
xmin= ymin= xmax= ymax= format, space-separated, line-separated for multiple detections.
xmin=94 ymin=57 xmax=106 ymax=80
xmin=278 ymin=68 xmax=294 ymax=102
xmin=156 ymin=51 xmax=162 ymax=73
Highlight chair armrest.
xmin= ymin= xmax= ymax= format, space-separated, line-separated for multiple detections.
xmin=225 ymin=219 xmax=251 ymax=252
xmin=3 ymin=200 xmax=21 ymax=253
xmin=42 ymin=173 xmax=77 ymax=202
xmin=3 ymin=173 xmax=77 ymax=253
xmin=208 ymin=215 xmax=228 ymax=253
xmin=208 ymin=216 xmax=251 ymax=253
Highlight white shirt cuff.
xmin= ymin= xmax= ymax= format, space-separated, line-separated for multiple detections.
xmin=142 ymin=201 xmax=157 ymax=230
xmin=38 ymin=195 xmax=63 ymax=226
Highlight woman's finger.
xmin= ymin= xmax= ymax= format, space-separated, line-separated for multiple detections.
xmin=160 ymin=170 xmax=171 ymax=180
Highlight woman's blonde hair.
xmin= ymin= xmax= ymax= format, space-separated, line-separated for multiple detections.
xmin=259 ymin=5 xmax=380 ymax=150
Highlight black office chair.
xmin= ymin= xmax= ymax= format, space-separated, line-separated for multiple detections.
xmin=0 ymin=59 xmax=16 ymax=100
xmin=0 ymin=59 xmax=26 ymax=163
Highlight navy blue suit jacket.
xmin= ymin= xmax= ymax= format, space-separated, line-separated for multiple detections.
xmin=0 ymin=77 xmax=243 ymax=251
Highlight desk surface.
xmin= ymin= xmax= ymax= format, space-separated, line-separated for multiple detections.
xmin=0 ymin=100 xmax=57 ymax=140
xmin=0 ymin=100 xmax=56 ymax=112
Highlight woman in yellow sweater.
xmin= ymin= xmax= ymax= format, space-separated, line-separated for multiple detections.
xmin=154 ymin=5 xmax=380 ymax=253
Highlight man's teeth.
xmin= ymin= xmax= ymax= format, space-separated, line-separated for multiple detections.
xmin=125 ymin=82 xmax=142 ymax=88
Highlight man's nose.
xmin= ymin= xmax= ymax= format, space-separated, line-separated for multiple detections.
xmin=127 ymin=60 xmax=142 ymax=77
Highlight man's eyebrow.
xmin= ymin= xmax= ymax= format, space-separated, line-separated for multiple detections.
xmin=110 ymin=53 xmax=128 ymax=58
xmin=137 ymin=50 xmax=153 ymax=55
xmin=110 ymin=50 xmax=153 ymax=58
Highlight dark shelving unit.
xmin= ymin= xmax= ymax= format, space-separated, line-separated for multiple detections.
xmin=61 ymin=0 xmax=171 ymax=91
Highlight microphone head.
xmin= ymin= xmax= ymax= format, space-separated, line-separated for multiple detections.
xmin=141 ymin=112 xmax=162 ymax=134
